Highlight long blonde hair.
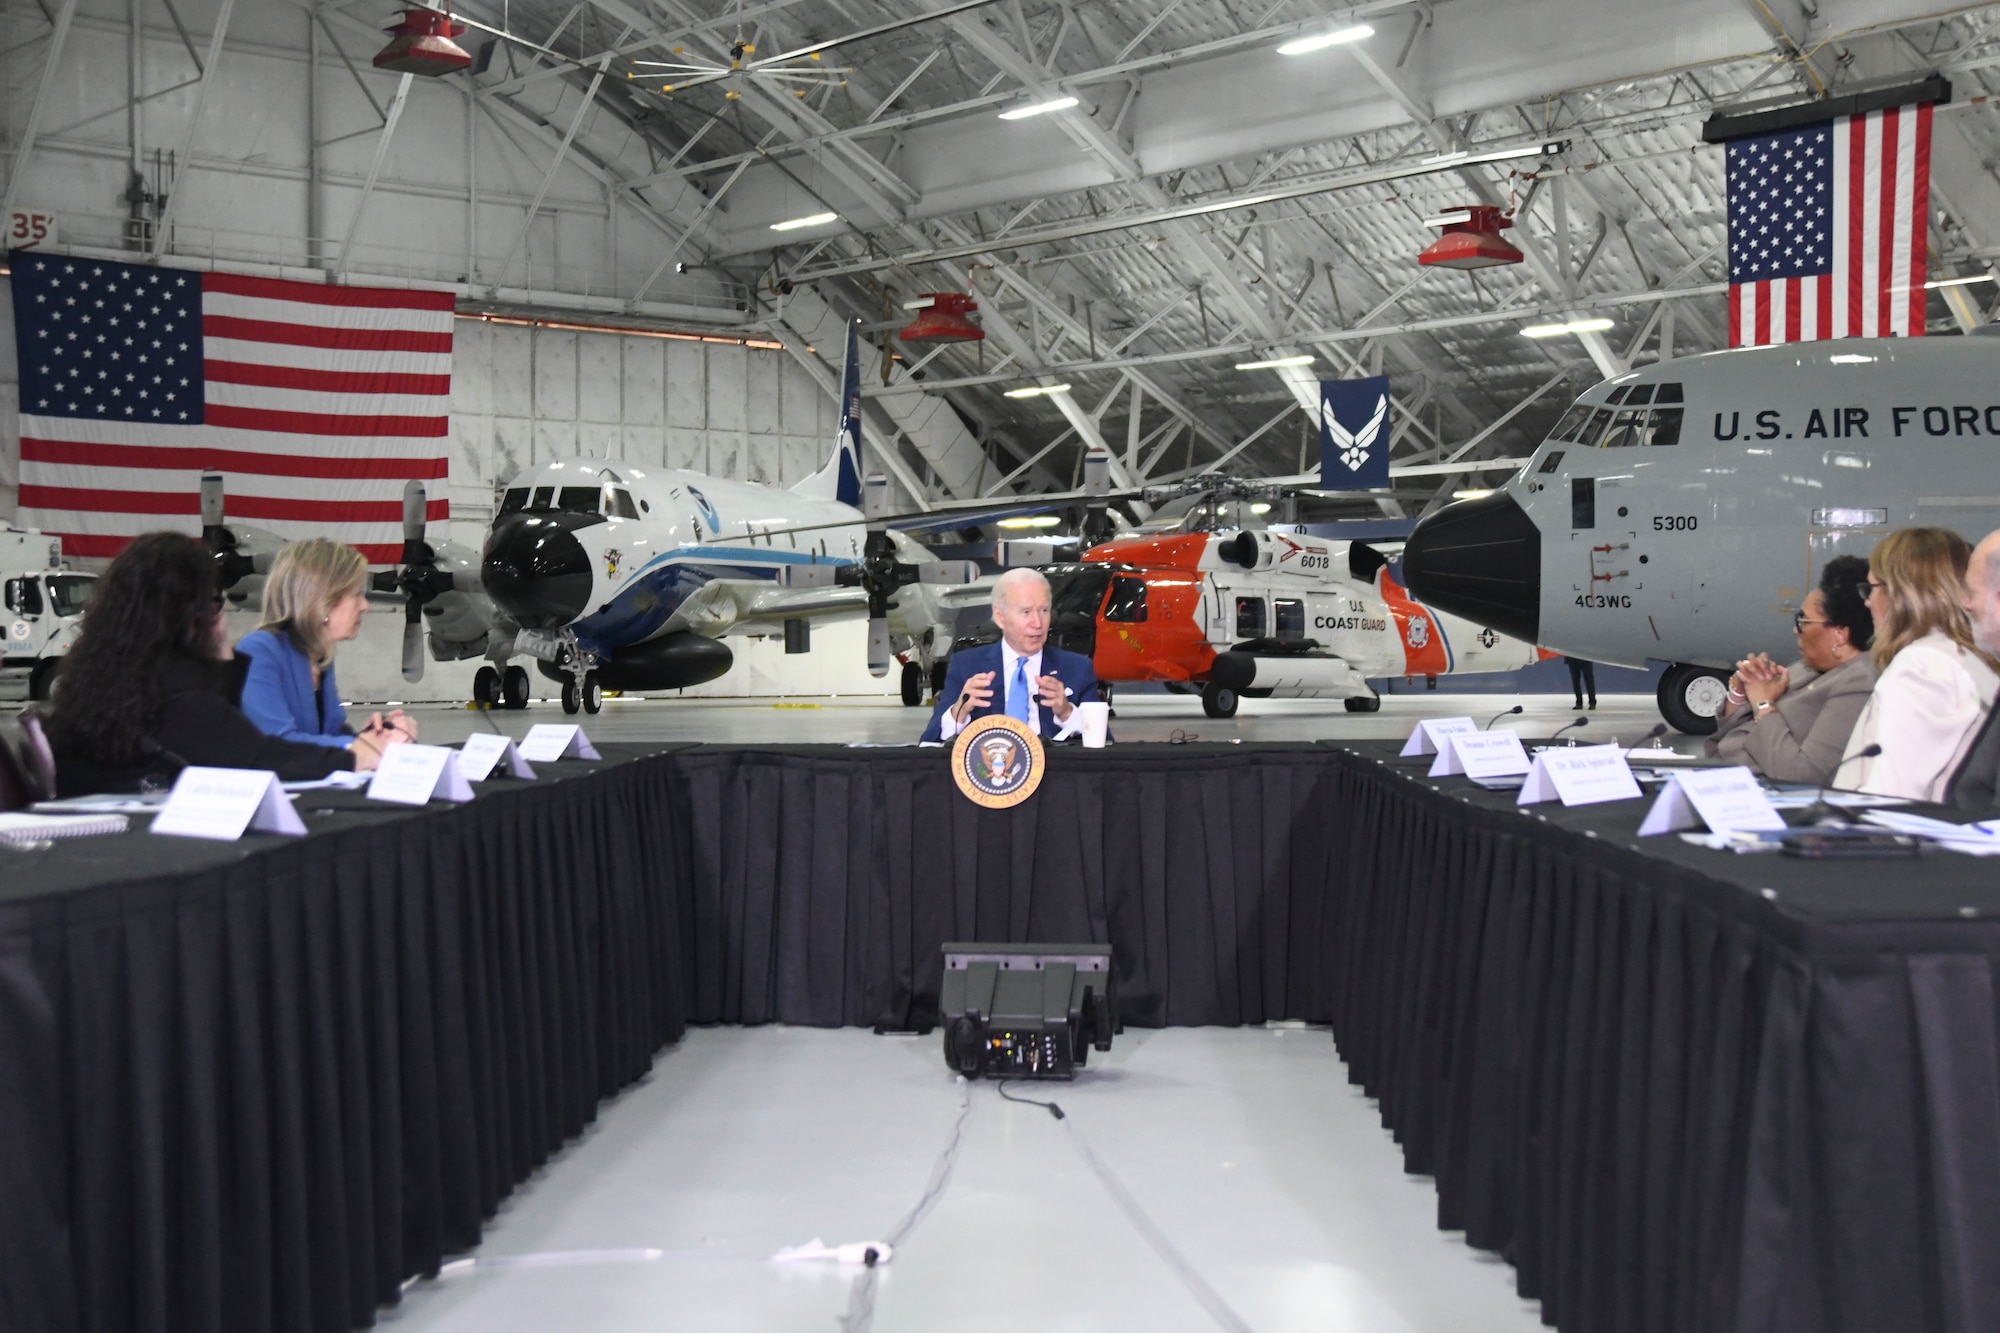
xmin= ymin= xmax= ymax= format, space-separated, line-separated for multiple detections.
xmin=259 ymin=538 xmax=368 ymax=669
xmin=1869 ymin=527 xmax=1990 ymax=671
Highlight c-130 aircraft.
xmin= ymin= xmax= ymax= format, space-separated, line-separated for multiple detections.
xmin=1402 ymin=335 xmax=2000 ymax=733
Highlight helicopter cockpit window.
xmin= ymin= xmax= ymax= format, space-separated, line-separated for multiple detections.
xmin=1053 ymin=567 xmax=1112 ymax=619
xmin=1235 ymin=596 xmax=1266 ymax=639
xmin=499 ymin=488 xmax=531 ymax=515
xmin=1274 ymin=598 xmax=1305 ymax=638
xmin=556 ymin=487 xmax=603 ymax=514
xmin=1103 ymin=576 xmax=1148 ymax=623
xmin=604 ymin=487 xmax=640 ymax=520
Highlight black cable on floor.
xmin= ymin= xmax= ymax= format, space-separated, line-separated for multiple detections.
xmin=996 ymin=1078 xmax=1064 ymax=1118
xmin=839 ymin=1075 xmax=973 ymax=1333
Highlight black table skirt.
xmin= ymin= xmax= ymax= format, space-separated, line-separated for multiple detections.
xmin=4 ymin=740 xmax=1998 ymax=1333
xmin=0 ymin=750 xmax=688 ymax=1333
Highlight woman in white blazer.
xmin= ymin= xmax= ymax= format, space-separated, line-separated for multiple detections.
xmin=1836 ymin=527 xmax=2000 ymax=801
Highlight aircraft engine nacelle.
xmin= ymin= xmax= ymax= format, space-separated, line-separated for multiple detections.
xmin=536 ymin=631 xmax=734 ymax=691
xmin=1215 ymin=531 xmax=1276 ymax=571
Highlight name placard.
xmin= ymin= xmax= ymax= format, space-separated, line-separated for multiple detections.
xmin=519 ymin=724 xmax=601 ymax=763
xmin=1518 ymin=744 xmax=1643 ymax=807
xmin=151 ymin=767 xmax=307 ymax=840
xmin=1638 ymin=766 xmax=1786 ymax=836
xmin=1400 ymin=716 xmax=1479 ymax=758
xmin=367 ymin=744 xmax=475 ymax=806
xmin=459 ymin=732 xmax=537 ymax=782
xmin=1428 ymin=730 xmax=1532 ymax=779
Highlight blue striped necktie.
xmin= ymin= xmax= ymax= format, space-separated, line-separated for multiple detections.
xmin=1007 ymin=655 xmax=1031 ymax=723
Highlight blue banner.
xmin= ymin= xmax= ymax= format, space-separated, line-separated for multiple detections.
xmin=1320 ymin=376 xmax=1392 ymax=490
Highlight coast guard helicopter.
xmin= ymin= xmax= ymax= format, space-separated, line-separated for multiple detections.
xmin=1401 ymin=334 xmax=2000 ymax=732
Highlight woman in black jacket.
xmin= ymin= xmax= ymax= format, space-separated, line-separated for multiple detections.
xmin=42 ymin=533 xmax=394 ymax=797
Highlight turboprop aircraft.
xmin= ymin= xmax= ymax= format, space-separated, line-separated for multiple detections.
xmin=1399 ymin=334 xmax=2000 ymax=732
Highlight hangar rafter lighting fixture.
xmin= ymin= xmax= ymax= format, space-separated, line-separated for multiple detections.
xmin=1004 ymin=383 xmax=1073 ymax=398
xmin=1235 ymin=354 xmax=1316 ymax=370
xmin=997 ymin=515 xmax=1062 ymax=528
xmin=770 ymin=211 xmax=839 ymax=231
xmin=998 ymin=95 xmax=1081 ymax=120
xmin=1277 ymin=25 xmax=1373 ymax=55
xmin=1521 ymin=318 xmax=1615 ymax=339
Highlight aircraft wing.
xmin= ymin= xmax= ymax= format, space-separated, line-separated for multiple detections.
xmin=663 ymin=573 xmax=994 ymax=639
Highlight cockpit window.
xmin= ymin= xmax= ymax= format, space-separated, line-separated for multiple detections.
xmin=1579 ymin=408 xmax=1614 ymax=447
xmin=1604 ymin=409 xmax=1646 ymax=448
xmin=1624 ymin=384 xmax=1654 ymax=406
xmin=531 ymin=486 xmax=555 ymax=509
xmin=1546 ymin=404 xmax=1595 ymax=444
xmin=605 ymin=487 xmax=640 ymax=520
xmin=1104 ymin=577 xmax=1148 ymax=624
xmin=1654 ymin=382 xmax=1684 ymax=404
xmin=1645 ymin=407 xmax=1684 ymax=446
xmin=1606 ymin=385 xmax=1630 ymax=405
xmin=556 ymin=487 xmax=602 ymax=514
xmin=499 ymin=487 xmax=531 ymax=515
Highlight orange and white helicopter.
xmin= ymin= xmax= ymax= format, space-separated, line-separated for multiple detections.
xmin=1031 ymin=484 xmax=1546 ymax=718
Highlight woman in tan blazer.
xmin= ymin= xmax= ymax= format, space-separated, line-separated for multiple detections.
xmin=1835 ymin=528 xmax=2000 ymax=801
xmin=1707 ymin=554 xmax=1877 ymax=785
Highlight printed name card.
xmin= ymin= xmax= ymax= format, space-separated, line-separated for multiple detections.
xmin=151 ymin=767 xmax=307 ymax=840
xmin=1638 ymin=766 xmax=1786 ymax=836
xmin=1517 ymin=744 xmax=1643 ymax=807
xmin=366 ymin=744 xmax=475 ymax=806
xmin=458 ymin=732 xmax=537 ymax=782
xmin=519 ymin=724 xmax=601 ymax=763
xmin=1428 ymin=730 xmax=1532 ymax=779
xmin=1400 ymin=716 xmax=1478 ymax=757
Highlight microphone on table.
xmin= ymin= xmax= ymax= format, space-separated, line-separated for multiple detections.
xmin=1485 ymin=704 xmax=1524 ymax=730
xmin=1798 ymin=745 xmax=1880 ymax=826
xmin=1638 ymin=723 xmax=1669 ymax=747
xmin=1550 ymin=716 xmax=1589 ymax=745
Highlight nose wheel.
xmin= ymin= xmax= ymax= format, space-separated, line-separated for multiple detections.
xmin=1201 ymin=681 xmax=1239 ymax=719
xmin=472 ymin=665 xmax=501 ymax=708
xmin=561 ymin=672 xmax=603 ymax=715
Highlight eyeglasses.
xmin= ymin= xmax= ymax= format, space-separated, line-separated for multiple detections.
xmin=1863 ymin=578 xmax=1886 ymax=596
xmin=1793 ymin=612 xmax=1830 ymax=632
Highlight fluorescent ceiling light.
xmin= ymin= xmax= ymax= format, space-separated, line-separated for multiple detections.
xmin=1235 ymin=354 xmax=1316 ymax=370
xmin=1422 ymin=211 xmax=1473 ymax=228
xmin=1249 ymin=503 xmax=1273 ymax=515
xmin=1421 ymin=150 xmax=1470 ymax=165
xmin=1925 ymin=274 xmax=1994 ymax=290
xmin=1277 ymin=25 xmax=1373 ymax=55
xmin=998 ymin=96 xmax=1079 ymax=121
xmin=1453 ymin=489 xmax=1495 ymax=500
xmin=1004 ymin=383 xmax=1072 ymax=398
xmin=770 ymin=211 xmax=838 ymax=231
xmin=1520 ymin=317 xmax=1615 ymax=339
xmin=997 ymin=515 xmax=1062 ymax=528
xmin=901 ymin=297 xmax=936 ymax=309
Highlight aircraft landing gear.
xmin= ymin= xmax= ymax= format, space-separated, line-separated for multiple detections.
xmin=501 ymin=664 xmax=531 ymax=710
xmin=1201 ymin=681 xmax=1239 ymax=719
xmin=900 ymin=660 xmax=925 ymax=707
xmin=1658 ymin=662 xmax=1731 ymax=736
xmin=582 ymin=672 xmax=602 ymax=715
xmin=563 ymin=672 xmax=602 ymax=715
xmin=561 ymin=677 xmax=581 ymax=715
xmin=473 ymin=665 xmax=501 ymax=708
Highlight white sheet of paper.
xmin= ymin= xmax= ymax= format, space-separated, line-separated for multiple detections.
xmin=519 ymin=724 xmax=601 ymax=763
xmin=1517 ymin=744 xmax=1643 ymax=807
xmin=1400 ymin=716 xmax=1479 ymax=757
xmin=367 ymin=744 xmax=475 ymax=806
xmin=459 ymin=732 xmax=536 ymax=781
xmin=1428 ymin=730 xmax=1531 ymax=779
xmin=151 ymin=767 xmax=307 ymax=840
xmin=1638 ymin=766 xmax=1786 ymax=836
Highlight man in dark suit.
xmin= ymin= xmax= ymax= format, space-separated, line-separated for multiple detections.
xmin=1948 ymin=529 xmax=2000 ymax=811
xmin=921 ymin=567 xmax=1097 ymax=743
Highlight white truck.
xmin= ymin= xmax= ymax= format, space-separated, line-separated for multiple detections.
xmin=2 ymin=527 xmax=95 ymax=703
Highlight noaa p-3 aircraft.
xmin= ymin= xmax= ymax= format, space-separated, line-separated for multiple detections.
xmin=207 ymin=323 xmax=999 ymax=713
xmin=1401 ymin=335 xmax=2000 ymax=732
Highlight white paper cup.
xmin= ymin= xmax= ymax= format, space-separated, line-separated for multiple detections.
xmin=1075 ymin=701 xmax=1111 ymax=748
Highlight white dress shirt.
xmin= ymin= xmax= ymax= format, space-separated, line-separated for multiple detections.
xmin=938 ymin=643 xmax=1043 ymax=740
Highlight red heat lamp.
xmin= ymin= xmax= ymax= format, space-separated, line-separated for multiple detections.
xmin=898 ymin=292 xmax=985 ymax=343
xmin=1418 ymin=206 xmax=1524 ymax=270
xmin=374 ymin=8 xmax=473 ymax=76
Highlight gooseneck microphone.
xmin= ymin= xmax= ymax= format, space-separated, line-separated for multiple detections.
xmin=1485 ymin=704 xmax=1524 ymax=730
xmin=1550 ymin=716 xmax=1589 ymax=745
xmin=1638 ymin=723 xmax=1669 ymax=747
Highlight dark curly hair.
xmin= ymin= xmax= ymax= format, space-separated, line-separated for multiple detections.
xmin=43 ymin=532 xmax=220 ymax=768
xmin=1818 ymin=553 xmax=1875 ymax=651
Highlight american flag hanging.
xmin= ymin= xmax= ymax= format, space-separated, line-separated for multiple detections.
xmin=1726 ymin=102 xmax=1933 ymax=347
xmin=10 ymin=252 xmax=452 ymax=563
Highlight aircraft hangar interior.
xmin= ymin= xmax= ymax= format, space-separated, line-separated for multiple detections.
xmin=7 ymin=2 xmax=2000 ymax=1331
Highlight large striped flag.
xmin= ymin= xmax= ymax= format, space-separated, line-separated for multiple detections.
xmin=10 ymin=251 xmax=451 ymax=563
xmin=1725 ymin=101 xmax=1933 ymax=347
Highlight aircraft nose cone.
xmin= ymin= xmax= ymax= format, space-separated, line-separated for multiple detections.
xmin=1402 ymin=490 xmax=1541 ymax=644
xmin=482 ymin=516 xmax=592 ymax=630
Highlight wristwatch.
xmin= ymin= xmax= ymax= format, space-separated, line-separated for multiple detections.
xmin=1753 ymin=699 xmax=1775 ymax=713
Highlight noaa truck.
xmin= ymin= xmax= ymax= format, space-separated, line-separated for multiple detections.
xmin=2 ymin=527 xmax=93 ymax=703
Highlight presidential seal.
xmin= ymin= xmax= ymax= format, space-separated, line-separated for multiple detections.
xmin=951 ymin=714 xmax=1045 ymax=809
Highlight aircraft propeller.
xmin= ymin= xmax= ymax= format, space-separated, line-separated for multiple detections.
xmin=199 ymin=472 xmax=258 ymax=591
xmin=859 ymin=472 xmax=903 ymax=677
xmin=368 ymin=479 xmax=455 ymax=682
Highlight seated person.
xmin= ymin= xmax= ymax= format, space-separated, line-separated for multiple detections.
xmin=41 ymin=533 xmax=402 ymax=798
xmin=238 ymin=538 xmax=416 ymax=749
xmin=1947 ymin=529 xmax=2000 ymax=811
xmin=1834 ymin=528 xmax=2000 ymax=801
xmin=922 ymin=568 xmax=1096 ymax=743
xmin=1705 ymin=555 xmax=1876 ymax=784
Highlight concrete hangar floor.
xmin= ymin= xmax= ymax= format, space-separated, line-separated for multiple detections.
xmin=371 ymin=692 xmax=1661 ymax=1333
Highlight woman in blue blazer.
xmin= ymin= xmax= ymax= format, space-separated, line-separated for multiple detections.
xmin=238 ymin=539 xmax=416 ymax=750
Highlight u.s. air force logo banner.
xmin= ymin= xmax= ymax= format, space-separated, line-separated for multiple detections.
xmin=951 ymin=715 xmax=1045 ymax=809
xmin=1321 ymin=375 xmax=1392 ymax=490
